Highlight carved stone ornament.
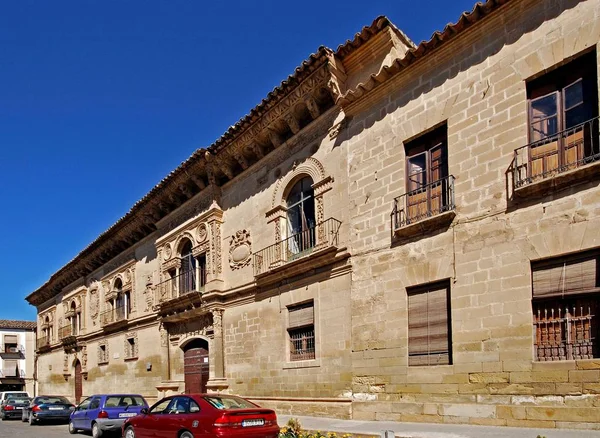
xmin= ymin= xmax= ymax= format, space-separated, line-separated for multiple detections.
xmin=163 ymin=243 xmax=173 ymax=261
xmin=197 ymin=223 xmax=208 ymax=243
xmin=229 ymin=230 xmax=252 ymax=270
xmin=89 ymin=287 xmax=100 ymax=322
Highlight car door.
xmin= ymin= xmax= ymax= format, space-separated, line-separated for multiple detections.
xmin=173 ymin=397 xmax=212 ymax=438
xmin=84 ymin=397 xmax=102 ymax=431
xmin=133 ymin=397 xmax=172 ymax=438
xmin=71 ymin=397 xmax=91 ymax=429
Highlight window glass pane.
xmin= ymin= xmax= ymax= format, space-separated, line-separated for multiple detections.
xmin=203 ymin=396 xmax=256 ymax=410
xmin=530 ymin=117 xmax=558 ymax=141
xmin=565 ymin=105 xmax=589 ymax=129
xmin=302 ymin=197 xmax=316 ymax=229
xmin=564 ymin=80 xmax=583 ymax=111
xmin=531 ymin=94 xmax=558 ymax=122
xmin=150 ymin=399 xmax=172 ymax=414
xmin=190 ymin=400 xmax=200 ymax=413
xmin=408 ymin=153 xmax=427 ymax=191
xmin=286 ymin=180 xmax=303 ymax=207
xmin=287 ymin=205 xmax=302 ymax=235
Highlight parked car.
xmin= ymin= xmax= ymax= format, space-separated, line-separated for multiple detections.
xmin=1 ymin=396 xmax=31 ymax=420
xmin=122 ymin=394 xmax=279 ymax=438
xmin=0 ymin=391 xmax=30 ymax=406
xmin=23 ymin=395 xmax=75 ymax=425
xmin=69 ymin=394 xmax=148 ymax=438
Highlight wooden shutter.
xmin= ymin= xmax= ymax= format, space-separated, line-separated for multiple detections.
xmin=289 ymin=302 xmax=314 ymax=329
xmin=408 ymin=282 xmax=450 ymax=366
xmin=532 ymin=254 xmax=599 ymax=298
xmin=3 ymin=360 xmax=18 ymax=376
xmin=3 ymin=335 xmax=17 ymax=344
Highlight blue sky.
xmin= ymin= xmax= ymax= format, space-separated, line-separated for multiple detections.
xmin=0 ymin=0 xmax=477 ymax=321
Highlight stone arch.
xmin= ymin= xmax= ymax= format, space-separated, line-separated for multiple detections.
xmin=111 ymin=275 xmax=125 ymax=290
xmin=271 ymin=157 xmax=329 ymax=209
xmin=179 ymin=335 xmax=211 ymax=351
xmin=174 ymin=232 xmax=196 ymax=255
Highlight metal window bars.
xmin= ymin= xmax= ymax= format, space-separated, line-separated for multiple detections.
xmin=155 ymin=266 xmax=206 ymax=305
xmin=100 ymin=305 xmax=127 ymax=326
xmin=534 ymin=304 xmax=595 ymax=361
xmin=289 ymin=327 xmax=316 ymax=361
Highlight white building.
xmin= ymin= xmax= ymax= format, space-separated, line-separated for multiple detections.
xmin=0 ymin=320 xmax=36 ymax=394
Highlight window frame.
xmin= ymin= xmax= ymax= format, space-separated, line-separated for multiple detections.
xmin=287 ymin=301 xmax=316 ymax=362
xmin=407 ymin=280 xmax=452 ymax=367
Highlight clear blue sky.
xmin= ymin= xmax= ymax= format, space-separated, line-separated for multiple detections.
xmin=0 ymin=0 xmax=477 ymax=320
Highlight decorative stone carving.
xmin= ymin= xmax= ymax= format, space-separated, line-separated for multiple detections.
xmin=160 ymin=327 xmax=168 ymax=347
xmin=163 ymin=243 xmax=172 ymax=261
xmin=197 ymin=223 xmax=208 ymax=243
xmin=212 ymin=309 xmax=223 ymax=337
xmin=144 ymin=274 xmax=154 ymax=312
xmin=89 ymin=287 xmax=100 ymax=323
xmin=81 ymin=345 xmax=88 ymax=371
xmin=271 ymin=157 xmax=330 ymax=208
xmin=229 ymin=230 xmax=252 ymax=270
xmin=124 ymin=332 xmax=139 ymax=359
xmin=98 ymin=340 xmax=109 ymax=364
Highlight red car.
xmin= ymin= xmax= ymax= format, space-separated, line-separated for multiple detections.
xmin=121 ymin=394 xmax=279 ymax=438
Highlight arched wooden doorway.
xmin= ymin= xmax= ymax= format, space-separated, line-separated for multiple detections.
xmin=74 ymin=359 xmax=82 ymax=403
xmin=183 ymin=339 xmax=209 ymax=394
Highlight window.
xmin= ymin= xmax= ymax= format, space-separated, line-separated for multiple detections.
xmin=125 ymin=337 xmax=137 ymax=359
xmin=286 ymin=177 xmax=316 ymax=254
xmin=407 ymin=281 xmax=452 ymax=366
xmin=98 ymin=344 xmax=108 ymax=364
xmin=532 ymin=250 xmax=600 ymax=361
xmin=288 ymin=301 xmax=315 ymax=361
xmin=175 ymin=239 xmax=207 ymax=296
xmin=526 ymin=50 xmax=598 ymax=179
xmin=3 ymin=359 xmax=18 ymax=377
xmin=76 ymin=398 xmax=92 ymax=410
xmin=150 ymin=398 xmax=172 ymax=414
xmin=404 ymin=124 xmax=450 ymax=224
xmin=89 ymin=399 xmax=100 ymax=410
xmin=3 ymin=335 xmax=18 ymax=353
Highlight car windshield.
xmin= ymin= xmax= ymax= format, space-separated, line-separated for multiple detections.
xmin=104 ymin=396 xmax=145 ymax=408
xmin=203 ymin=396 xmax=256 ymax=410
xmin=6 ymin=393 xmax=28 ymax=400
xmin=35 ymin=396 xmax=71 ymax=404
xmin=8 ymin=399 xmax=29 ymax=405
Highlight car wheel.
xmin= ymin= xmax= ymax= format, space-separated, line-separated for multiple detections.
xmin=92 ymin=422 xmax=103 ymax=438
xmin=124 ymin=426 xmax=136 ymax=438
xmin=68 ymin=420 xmax=77 ymax=434
xmin=28 ymin=413 xmax=35 ymax=426
xmin=180 ymin=431 xmax=194 ymax=438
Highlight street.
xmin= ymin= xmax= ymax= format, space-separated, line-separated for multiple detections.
xmin=0 ymin=419 xmax=121 ymax=438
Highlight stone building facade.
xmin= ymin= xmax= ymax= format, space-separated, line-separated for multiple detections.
xmin=26 ymin=0 xmax=600 ymax=429
xmin=0 ymin=320 xmax=36 ymax=394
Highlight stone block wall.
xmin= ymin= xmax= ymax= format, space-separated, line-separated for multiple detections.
xmin=345 ymin=0 xmax=600 ymax=429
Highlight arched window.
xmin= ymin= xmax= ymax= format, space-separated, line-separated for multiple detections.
xmin=172 ymin=238 xmax=207 ymax=296
xmin=286 ymin=177 xmax=316 ymax=253
xmin=44 ymin=316 xmax=51 ymax=343
xmin=111 ymin=278 xmax=131 ymax=321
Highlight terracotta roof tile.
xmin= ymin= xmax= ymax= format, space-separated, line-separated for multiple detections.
xmin=0 ymin=320 xmax=36 ymax=331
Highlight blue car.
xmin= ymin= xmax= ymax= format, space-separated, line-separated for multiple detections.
xmin=24 ymin=395 xmax=74 ymax=424
xmin=69 ymin=394 xmax=148 ymax=438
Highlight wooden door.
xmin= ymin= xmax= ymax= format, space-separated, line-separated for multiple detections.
xmin=184 ymin=345 xmax=209 ymax=394
xmin=74 ymin=360 xmax=82 ymax=403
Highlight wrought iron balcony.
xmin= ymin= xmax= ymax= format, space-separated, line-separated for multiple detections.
xmin=253 ymin=218 xmax=342 ymax=277
xmin=36 ymin=336 xmax=51 ymax=351
xmin=0 ymin=344 xmax=25 ymax=355
xmin=100 ymin=305 xmax=127 ymax=326
xmin=513 ymin=116 xmax=600 ymax=191
xmin=392 ymin=175 xmax=456 ymax=235
xmin=0 ymin=368 xmax=25 ymax=378
xmin=59 ymin=324 xmax=75 ymax=340
xmin=155 ymin=268 xmax=205 ymax=306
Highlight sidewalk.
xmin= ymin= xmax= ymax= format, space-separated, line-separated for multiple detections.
xmin=279 ymin=414 xmax=600 ymax=438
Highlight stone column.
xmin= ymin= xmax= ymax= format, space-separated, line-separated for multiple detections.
xmin=207 ymin=309 xmax=228 ymax=391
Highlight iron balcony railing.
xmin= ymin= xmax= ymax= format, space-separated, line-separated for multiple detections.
xmin=100 ymin=305 xmax=127 ymax=326
xmin=253 ymin=217 xmax=342 ymax=277
xmin=155 ymin=268 xmax=206 ymax=305
xmin=513 ymin=116 xmax=600 ymax=189
xmin=59 ymin=324 xmax=75 ymax=340
xmin=392 ymin=175 xmax=455 ymax=230
xmin=0 ymin=369 xmax=25 ymax=378
xmin=36 ymin=337 xmax=50 ymax=350
xmin=0 ymin=344 xmax=25 ymax=354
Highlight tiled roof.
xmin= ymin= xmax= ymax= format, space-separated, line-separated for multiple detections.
xmin=0 ymin=320 xmax=36 ymax=331
xmin=335 ymin=15 xmax=416 ymax=59
xmin=337 ymin=0 xmax=511 ymax=106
